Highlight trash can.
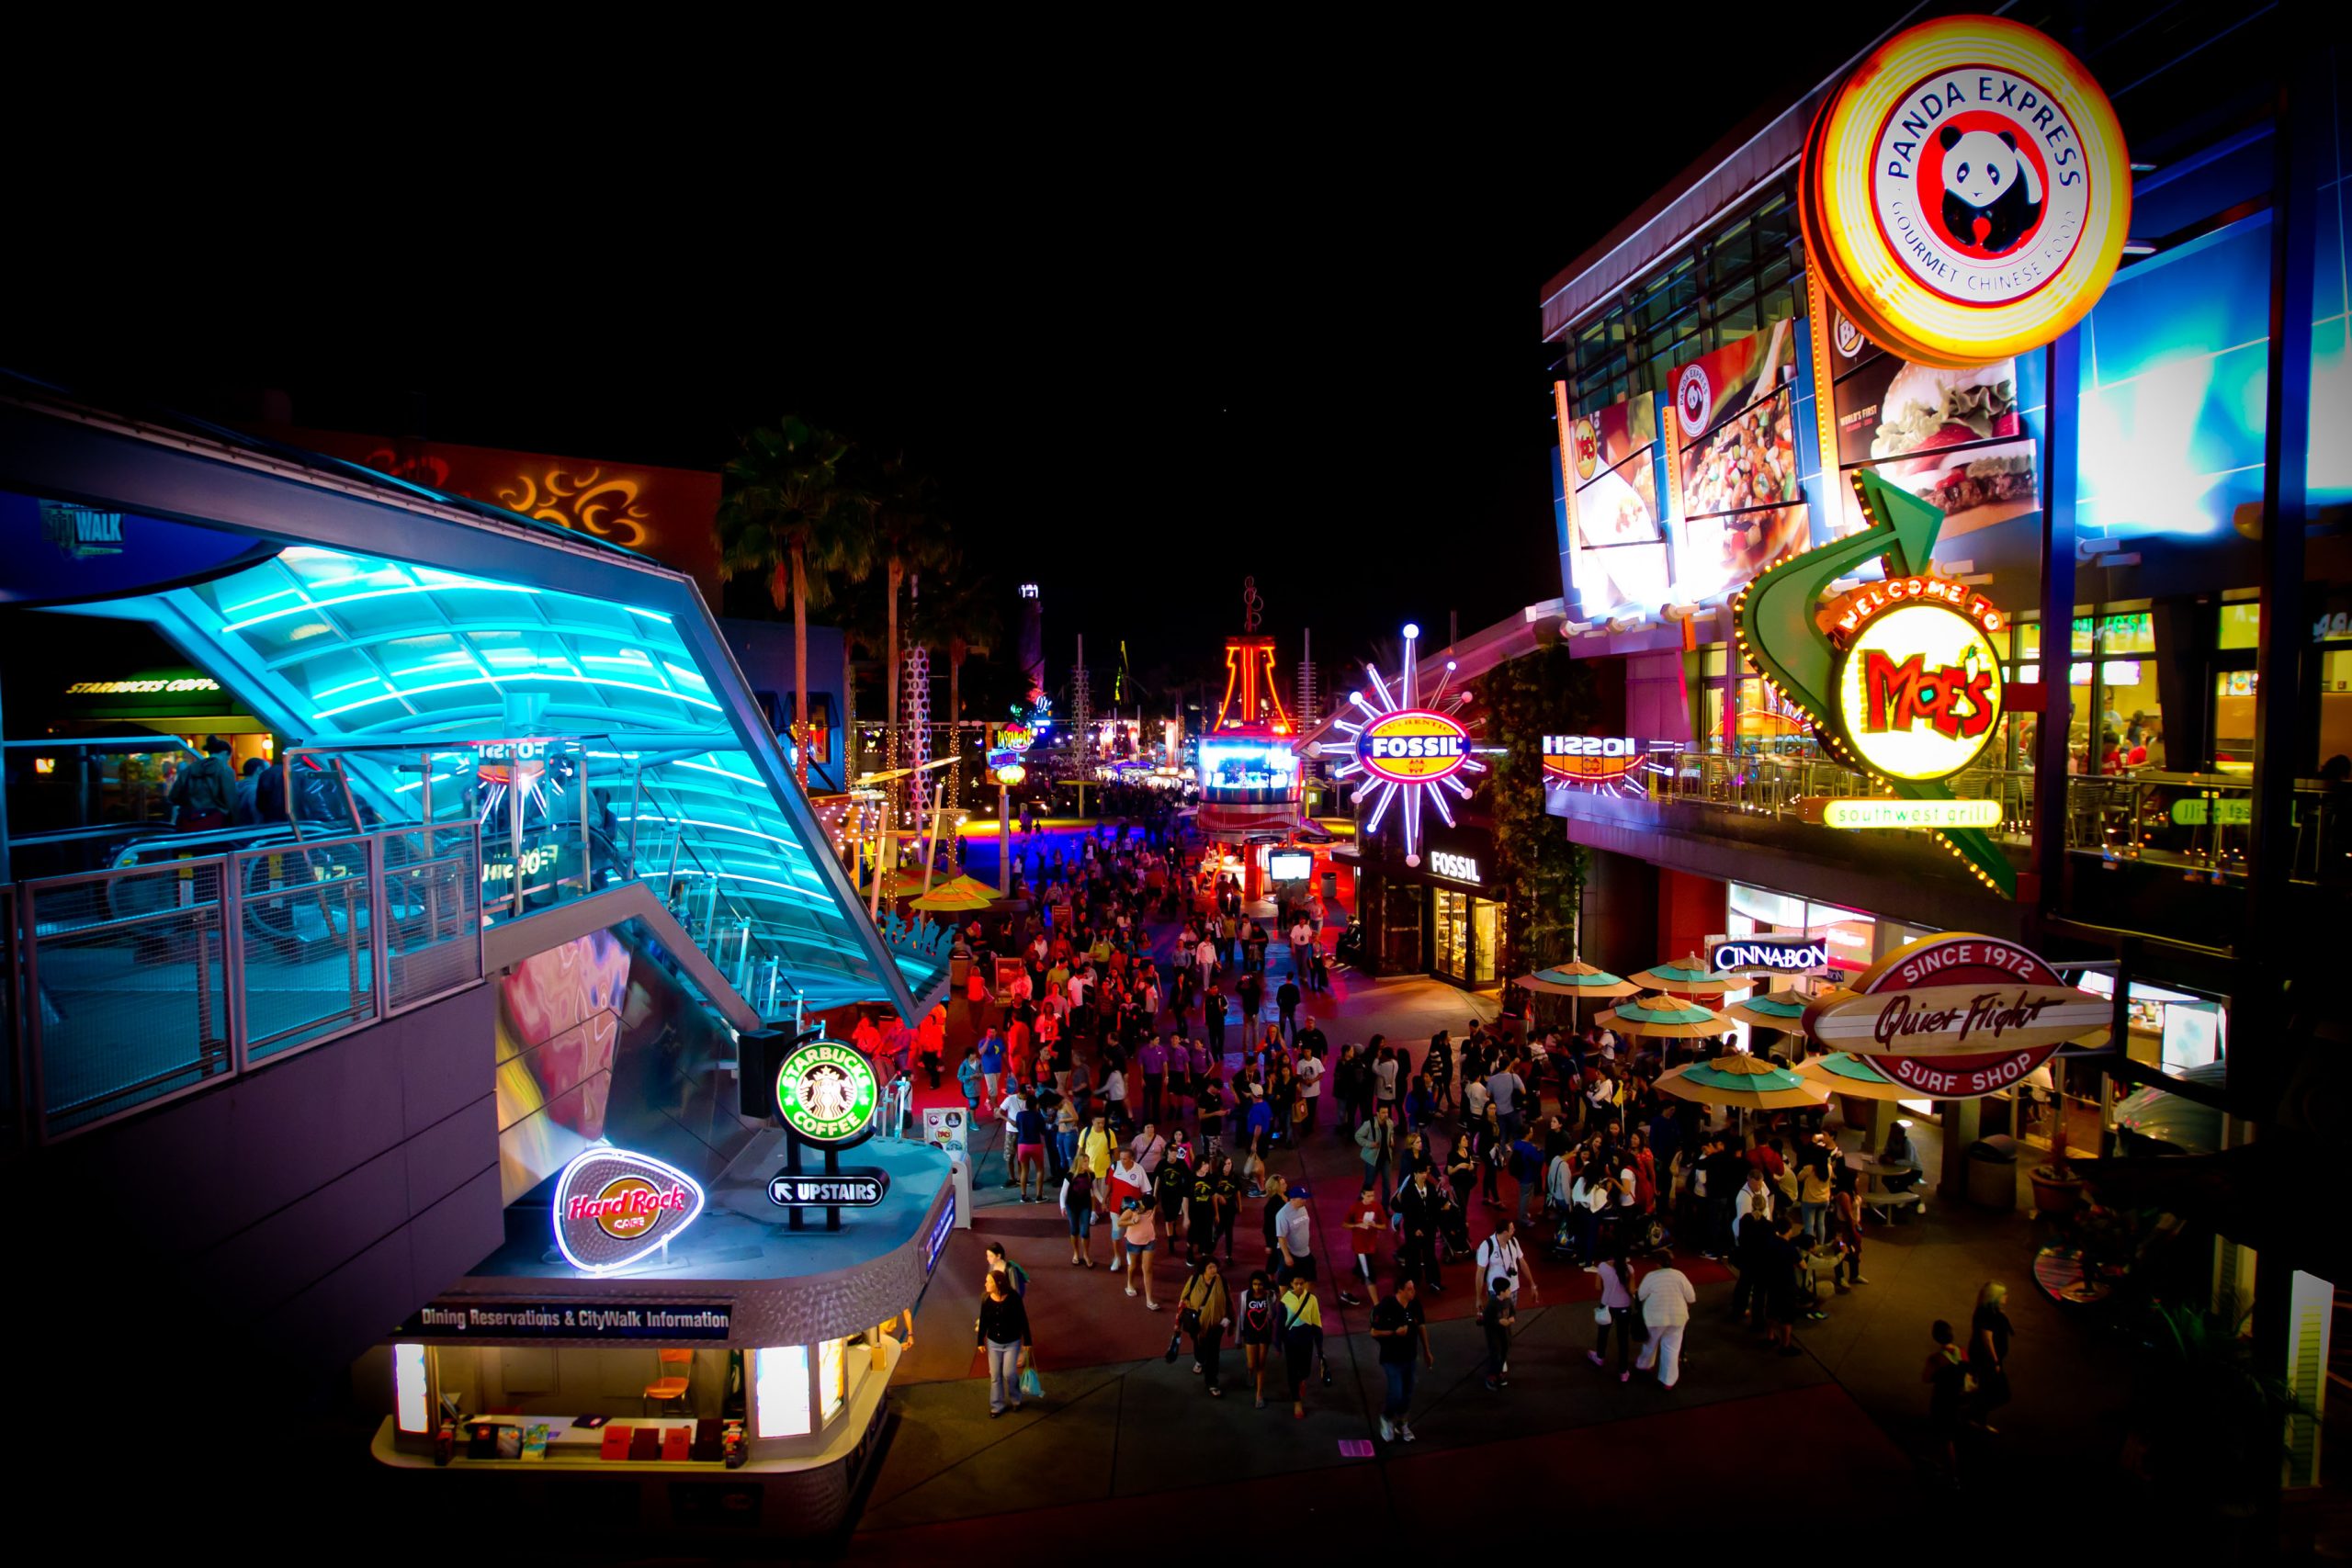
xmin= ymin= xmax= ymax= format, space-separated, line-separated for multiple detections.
xmin=1966 ymin=1134 xmax=2018 ymax=1212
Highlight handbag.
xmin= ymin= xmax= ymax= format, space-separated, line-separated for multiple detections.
xmin=1019 ymin=1364 xmax=1045 ymax=1399
xmin=1593 ymin=1304 xmax=1612 ymax=1325
xmin=1162 ymin=1329 xmax=1184 ymax=1363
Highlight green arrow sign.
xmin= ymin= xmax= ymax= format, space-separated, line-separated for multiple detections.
xmin=1735 ymin=469 xmax=2016 ymax=897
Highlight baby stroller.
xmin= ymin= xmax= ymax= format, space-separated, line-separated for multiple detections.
xmin=1439 ymin=1201 xmax=1472 ymax=1263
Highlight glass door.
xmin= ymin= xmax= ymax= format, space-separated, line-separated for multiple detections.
xmin=1432 ymin=888 xmax=1467 ymax=980
xmin=1470 ymin=898 xmax=1499 ymax=985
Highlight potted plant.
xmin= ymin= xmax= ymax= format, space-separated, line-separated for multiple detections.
xmin=2030 ymin=1155 xmax=2086 ymax=1217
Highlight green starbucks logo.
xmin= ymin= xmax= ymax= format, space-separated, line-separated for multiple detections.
xmin=775 ymin=1040 xmax=878 ymax=1145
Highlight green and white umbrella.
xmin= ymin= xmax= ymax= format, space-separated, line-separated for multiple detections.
xmin=1595 ymin=992 xmax=1734 ymax=1040
xmin=1515 ymin=961 xmax=1639 ymax=998
xmin=1723 ymin=992 xmax=1812 ymax=1031
xmin=1797 ymin=1052 xmax=1916 ymax=1102
xmin=1657 ymin=1052 xmax=1829 ymax=1111
xmin=1627 ymin=953 xmax=1749 ymax=998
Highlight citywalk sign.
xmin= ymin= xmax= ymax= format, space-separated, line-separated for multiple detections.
xmin=1804 ymin=931 xmax=2107 ymax=1097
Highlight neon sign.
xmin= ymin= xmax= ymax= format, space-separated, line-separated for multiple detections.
xmin=1832 ymin=600 xmax=2004 ymax=781
xmin=1316 ymin=624 xmax=1503 ymax=867
xmin=1428 ymin=851 xmax=1480 ymax=885
xmin=1707 ymin=937 xmax=1830 ymax=974
xmin=1541 ymin=734 xmax=1672 ymax=800
xmin=1809 ymin=796 xmax=2003 ymax=829
xmin=1805 ymin=932 xmax=2100 ymax=1096
xmin=1800 ymin=15 xmax=2130 ymax=368
xmin=552 ymin=1147 xmax=706 ymax=1275
xmin=775 ymin=1038 xmax=879 ymax=1147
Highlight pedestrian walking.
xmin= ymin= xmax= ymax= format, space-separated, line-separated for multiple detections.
xmin=1275 ymin=1184 xmax=1317 ymax=1285
xmin=1280 ymin=1272 xmax=1327 ymax=1418
xmin=1589 ymin=1245 xmax=1639 ymax=1381
xmin=1479 ymin=1271 xmax=1517 ymax=1391
xmin=977 ymin=1269 xmax=1033 ymax=1418
xmin=1178 ymin=1258 xmax=1231 ymax=1396
xmin=1062 ymin=1156 xmax=1097 ymax=1267
xmin=1969 ymin=1281 xmax=2014 ymax=1430
xmin=1924 ymin=1319 xmax=1970 ymax=1485
xmin=1370 ymin=1277 xmax=1433 ymax=1442
xmin=1342 ymin=1181 xmax=1385 ymax=1307
xmin=1634 ymin=1248 xmax=1697 ymax=1388
xmin=1238 ymin=1269 xmax=1278 ymax=1407
xmin=1114 ymin=1196 xmax=1161 ymax=1309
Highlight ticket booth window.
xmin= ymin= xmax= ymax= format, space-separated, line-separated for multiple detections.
xmin=819 ymin=1337 xmax=847 ymax=1424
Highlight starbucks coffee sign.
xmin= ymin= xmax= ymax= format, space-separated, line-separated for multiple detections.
xmin=775 ymin=1038 xmax=879 ymax=1147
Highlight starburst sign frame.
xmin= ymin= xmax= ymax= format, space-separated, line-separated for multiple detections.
xmin=1316 ymin=624 xmax=1508 ymax=867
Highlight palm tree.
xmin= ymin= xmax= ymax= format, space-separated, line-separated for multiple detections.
xmin=908 ymin=570 xmax=1003 ymax=806
xmin=862 ymin=453 xmax=954 ymax=796
xmin=715 ymin=417 xmax=874 ymax=788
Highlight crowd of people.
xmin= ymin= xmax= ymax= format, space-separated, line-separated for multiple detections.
xmin=938 ymin=815 xmax=2009 ymax=1469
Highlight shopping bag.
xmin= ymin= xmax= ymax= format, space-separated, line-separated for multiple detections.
xmin=1019 ymin=1365 xmax=1045 ymax=1399
xmin=1163 ymin=1330 xmax=1183 ymax=1363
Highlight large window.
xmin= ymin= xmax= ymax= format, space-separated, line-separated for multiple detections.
xmin=1551 ymin=180 xmax=1807 ymax=423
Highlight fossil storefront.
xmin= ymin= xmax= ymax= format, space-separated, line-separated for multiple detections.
xmin=1350 ymin=820 xmax=1501 ymax=988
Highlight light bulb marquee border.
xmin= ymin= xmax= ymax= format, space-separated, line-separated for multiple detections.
xmin=1316 ymin=624 xmax=1508 ymax=867
xmin=1733 ymin=469 xmax=2015 ymax=896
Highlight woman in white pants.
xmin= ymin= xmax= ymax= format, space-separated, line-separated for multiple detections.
xmin=1634 ymin=1249 xmax=1697 ymax=1388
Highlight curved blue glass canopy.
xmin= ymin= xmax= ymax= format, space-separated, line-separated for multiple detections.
xmin=2 ymin=392 xmax=944 ymax=1021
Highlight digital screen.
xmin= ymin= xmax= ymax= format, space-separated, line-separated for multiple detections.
xmin=1198 ymin=739 xmax=1298 ymax=794
xmin=1267 ymin=852 xmax=1313 ymax=880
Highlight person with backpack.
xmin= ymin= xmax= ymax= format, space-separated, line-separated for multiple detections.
xmin=983 ymin=1241 xmax=1030 ymax=1302
xmin=1476 ymin=1219 xmax=1534 ymax=1312
xmin=1061 ymin=1156 xmax=1098 ymax=1268
xmin=1356 ymin=1103 xmax=1396 ymax=1205
xmin=168 ymin=736 xmax=238 ymax=831
xmin=1177 ymin=1257 xmax=1231 ymax=1397
xmin=1479 ymin=1270 xmax=1518 ymax=1392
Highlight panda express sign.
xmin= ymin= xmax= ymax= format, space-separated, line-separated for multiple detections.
xmin=1800 ymin=15 xmax=2129 ymax=368
xmin=1805 ymin=932 xmax=2107 ymax=1097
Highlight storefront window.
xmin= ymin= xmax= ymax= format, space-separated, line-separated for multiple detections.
xmin=2212 ymin=670 xmax=2257 ymax=773
xmin=2021 ymin=608 xmax=2165 ymax=773
xmin=2217 ymin=601 xmax=2261 ymax=649
xmin=1434 ymin=889 xmax=1465 ymax=980
xmin=754 ymin=1346 xmax=810 ymax=1438
xmin=2320 ymin=646 xmax=2352 ymax=768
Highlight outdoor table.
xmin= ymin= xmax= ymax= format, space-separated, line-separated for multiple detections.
xmin=1845 ymin=1153 xmax=1919 ymax=1222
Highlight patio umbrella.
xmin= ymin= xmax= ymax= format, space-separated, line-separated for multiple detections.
xmin=1594 ymin=992 xmax=1735 ymax=1039
xmin=1656 ymin=1052 xmax=1829 ymax=1111
xmin=1627 ymin=953 xmax=1749 ymax=998
xmin=1518 ymin=959 xmax=1641 ymax=1042
xmin=908 ymin=875 xmax=1001 ymax=912
xmin=1796 ymin=1052 xmax=1917 ymax=1102
xmin=1722 ymin=992 xmax=1811 ymax=1031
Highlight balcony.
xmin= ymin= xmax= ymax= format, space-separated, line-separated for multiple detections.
xmin=1550 ymin=750 xmax=2348 ymax=943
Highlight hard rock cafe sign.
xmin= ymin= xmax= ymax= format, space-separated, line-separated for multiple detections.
xmin=1805 ymin=932 xmax=2107 ymax=1097
xmin=552 ymin=1147 xmax=707 ymax=1275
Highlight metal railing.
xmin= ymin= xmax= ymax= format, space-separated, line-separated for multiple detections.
xmin=10 ymin=824 xmax=483 ymax=1143
xmin=1618 ymin=749 xmax=2346 ymax=886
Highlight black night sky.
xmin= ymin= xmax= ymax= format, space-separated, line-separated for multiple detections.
xmin=7 ymin=22 xmax=1883 ymax=694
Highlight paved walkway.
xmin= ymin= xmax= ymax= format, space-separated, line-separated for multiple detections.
xmin=854 ymin=879 xmax=2136 ymax=1542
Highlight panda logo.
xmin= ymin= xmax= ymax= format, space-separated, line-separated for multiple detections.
xmin=1936 ymin=124 xmax=2044 ymax=257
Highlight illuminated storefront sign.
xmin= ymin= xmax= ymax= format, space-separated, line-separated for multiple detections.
xmin=1428 ymin=851 xmax=1480 ymax=885
xmin=1805 ymin=796 xmax=2004 ymax=829
xmin=63 ymin=676 xmax=221 ymax=695
xmin=2170 ymin=796 xmax=2251 ymax=827
xmin=1707 ymin=936 xmax=1831 ymax=974
xmin=1800 ymin=14 xmax=2130 ymax=368
xmin=922 ymin=1194 xmax=956 ymax=1275
xmin=552 ymin=1147 xmax=707 ymax=1275
xmin=1807 ymin=932 xmax=2105 ymax=1096
xmin=1829 ymin=587 xmax=2005 ymax=783
xmin=775 ymin=1038 xmax=879 ymax=1147
xmin=1318 ymin=625 xmax=1500 ymax=867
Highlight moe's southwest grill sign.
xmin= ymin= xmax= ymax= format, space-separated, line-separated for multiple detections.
xmin=1356 ymin=709 xmax=1470 ymax=784
xmin=1805 ymin=932 xmax=2106 ymax=1097
xmin=775 ymin=1038 xmax=879 ymax=1147
xmin=1826 ymin=575 xmax=2006 ymax=783
xmin=552 ymin=1148 xmax=706 ymax=1275
xmin=1800 ymin=15 xmax=2129 ymax=368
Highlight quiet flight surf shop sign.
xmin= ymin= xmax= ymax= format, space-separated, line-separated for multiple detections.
xmin=1803 ymin=931 xmax=2107 ymax=1096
